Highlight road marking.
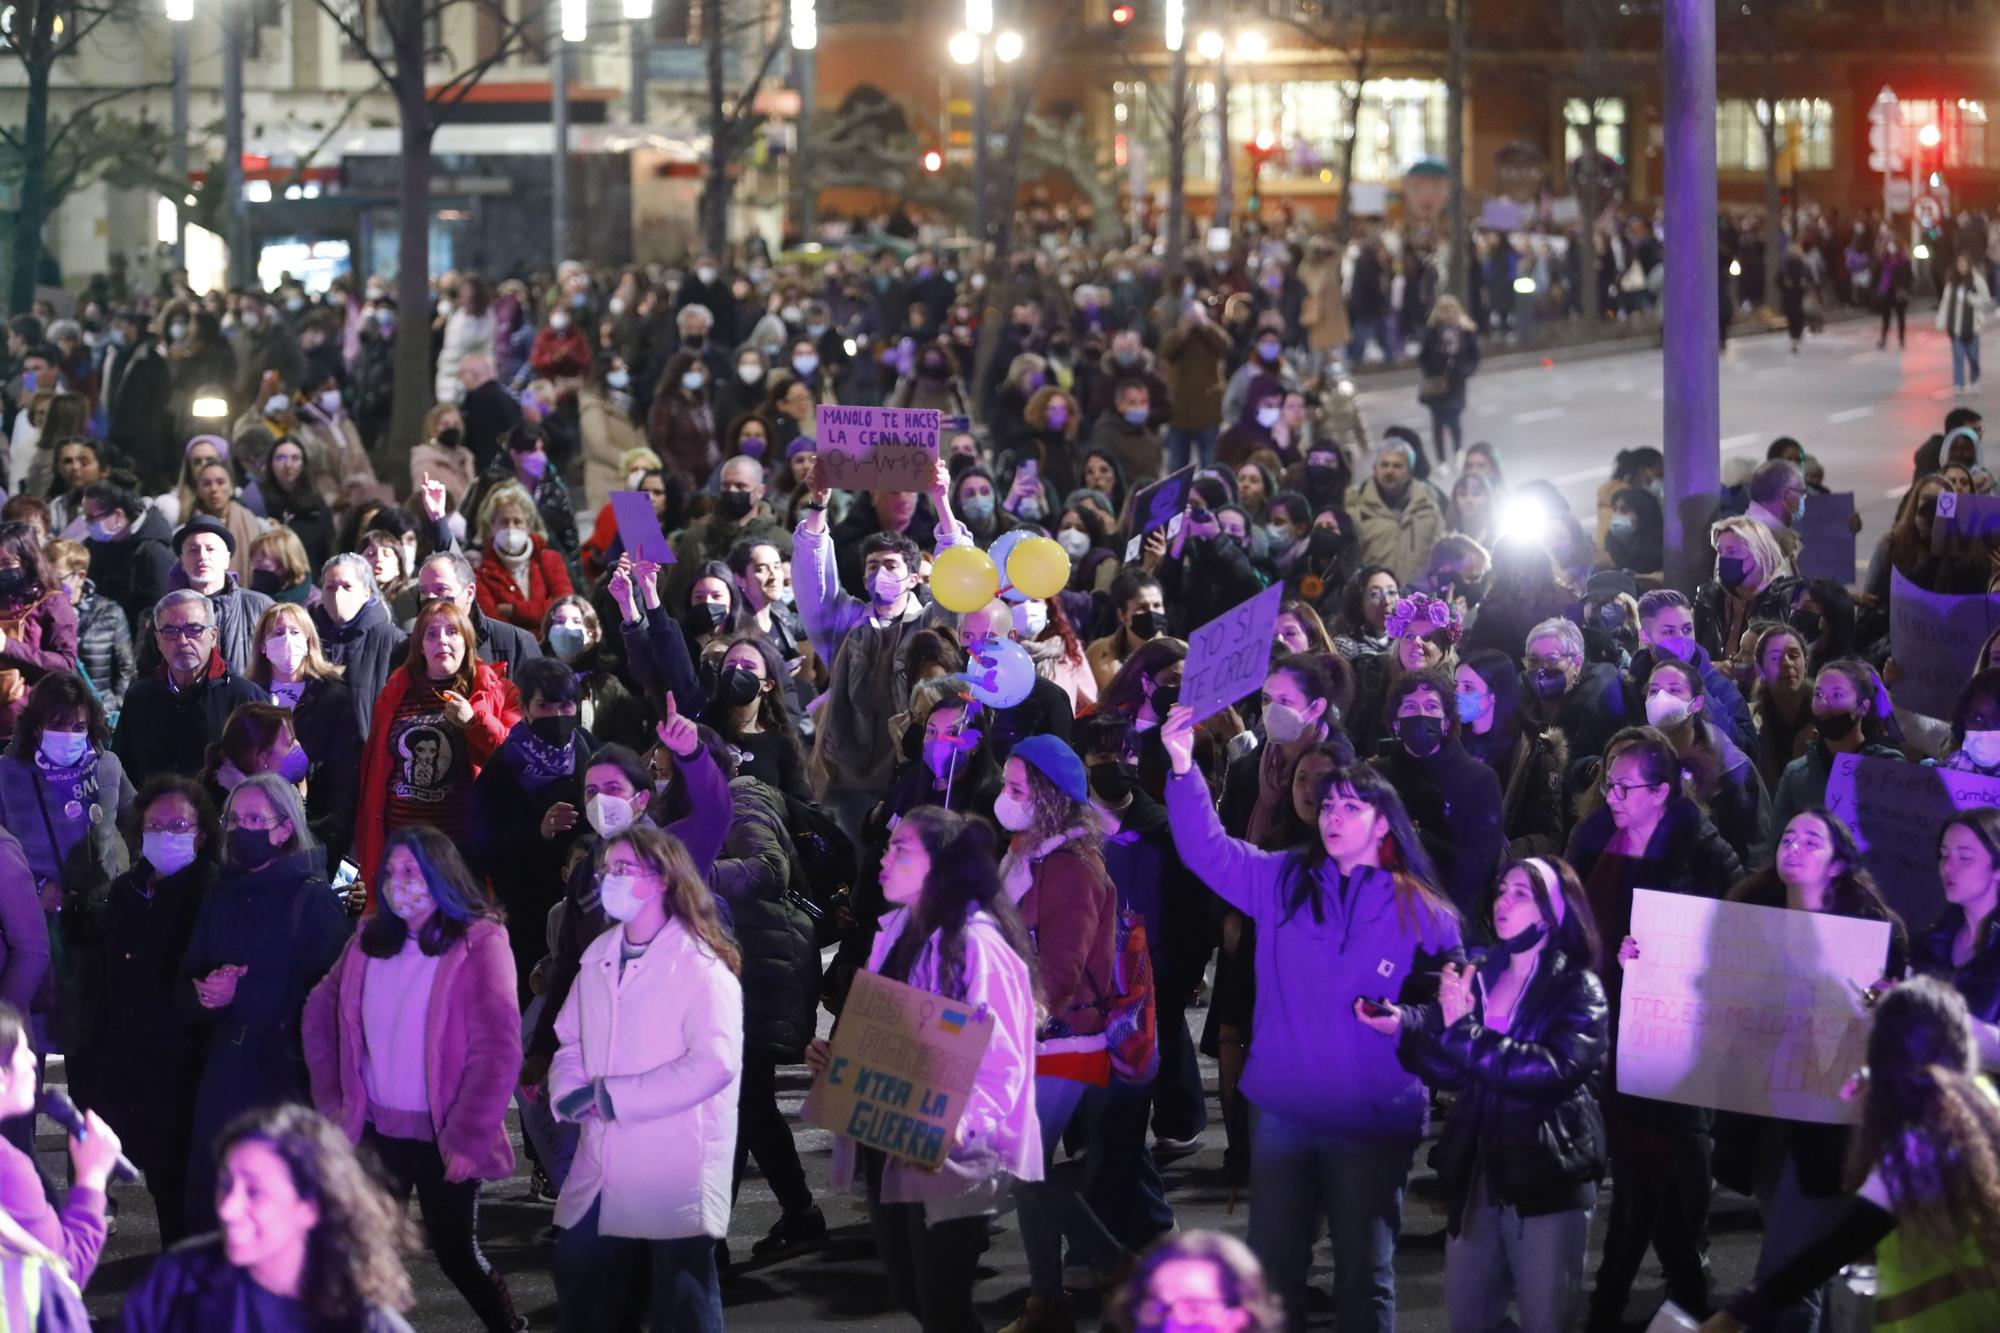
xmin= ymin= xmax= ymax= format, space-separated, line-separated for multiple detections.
xmin=1931 ymin=387 xmax=1956 ymax=400
xmin=1827 ymin=407 xmax=1874 ymax=423
xmin=1884 ymin=483 xmax=1911 ymax=501
xmin=1552 ymin=464 xmax=1613 ymax=486
xmin=1513 ymin=408 xmax=1566 ymax=424
xmin=1754 ymin=367 xmax=1790 ymax=381
xmin=1721 ymin=433 xmax=1760 ymax=450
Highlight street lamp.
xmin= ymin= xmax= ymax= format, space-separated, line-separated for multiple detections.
xmin=993 ymin=29 xmax=1022 ymax=63
xmin=792 ymin=0 xmax=817 ymax=241
xmin=953 ymin=16 xmax=1026 ymax=245
xmin=1234 ymin=29 xmax=1266 ymax=59
xmin=1194 ymin=29 xmax=1223 ymax=60
xmin=1192 ymin=27 xmax=1258 ymax=230
xmin=949 ymin=30 xmax=979 ymax=64
xmin=1919 ymin=123 xmax=1942 ymax=149
xmin=166 ymin=0 xmax=191 ymax=266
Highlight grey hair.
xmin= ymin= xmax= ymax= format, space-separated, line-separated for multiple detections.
xmin=418 ymin=550 xmax=476 ymax=595
xmin=1749 ymin=458 xmax=1802 ymax=506
xmin=678 ymin=303 xmax=714 ymax=329
xmin=319 ymin=552 xmax=379 ymax=599
xmin=224 ymin=772 xmax=319 ymax=865
xmin=1373 ymin=439 xmax=1417 ymax=468
xmin=1526 ymin=615 xmax=1585 ymax=662
xmin=153 ymin=588 xmax=213 ymax=625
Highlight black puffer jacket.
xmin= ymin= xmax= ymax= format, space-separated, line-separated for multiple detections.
xmin=712 ymin=775 xmax=819 ymax=1061
xmin=1914 ymin=905 xmax=2000 ymax=1027
xmin=1401 ymin=948 xmax=1609 ymax=1230
xmin=1463 ymin=720 xmax=1569 ymax=857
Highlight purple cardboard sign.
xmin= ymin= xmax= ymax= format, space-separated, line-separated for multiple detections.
xmin=1181 ymin=582 xmax=1285 ymax=722
xmin=609 ymin=490 xmax=676 ymax=565
xmin=813 ymin=405 xmax=942 ymax=491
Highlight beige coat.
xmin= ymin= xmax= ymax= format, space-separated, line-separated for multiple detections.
xmin=1299 ymin=251 xmax=1352 ymax=353
xmin=579 ymin=390 xmax=645 ymax=516
xmin=1346 ymin=478 xmax=1446 ymax=585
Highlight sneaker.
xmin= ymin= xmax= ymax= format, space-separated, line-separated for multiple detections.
xmin=749 ymin=1203 xmax=827 ymax=1260
xmin=997 ymin=1296 xmax=1076 ymax=1333
xmin=1153 ymin=1134 xmax=1202 ymax=1161
xmin=525 ymin=1164 xmax=557 ymax=1205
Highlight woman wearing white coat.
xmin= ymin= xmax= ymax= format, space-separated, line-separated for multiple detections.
xmin=1937 ymin=251 xmax=1992 ymax=394
xmin=435 ymin=276 xmax=499 ymax=407
xmin=806 ymin=806 xmax=1043 ymax=1333
xmin=549 ymin=822 xmax=743 ymax=1333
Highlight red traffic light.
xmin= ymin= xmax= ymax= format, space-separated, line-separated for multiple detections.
xmin=922 ymin=149 xmax=944 ymax=173
xmin=1109 ymin=3 xmax=1135 ymax=23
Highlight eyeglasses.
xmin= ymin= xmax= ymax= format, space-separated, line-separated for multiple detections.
xmin=1604 ymin=779 xmax=1665 ymax=802
xmin=141 ymin=819 xmax=199 ymax=835
xmin=155 ymin=622 xmax=213 ymax=640
xmin=226 ymin=814 xmax=283 ymax=831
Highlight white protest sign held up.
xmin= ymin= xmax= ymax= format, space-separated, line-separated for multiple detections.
xmin=1181 ymin=582 xmax=1285 ymax=722
xmin=1823 ymin=751 xmax=2000 ymax=928
xmin=813 ymin=405 xmax=942 ymax=491
xmin=1616 ymin=889 xmax=1888 ymax=1124
xmin=1888 ymin=566 xmax=1997 ymax=719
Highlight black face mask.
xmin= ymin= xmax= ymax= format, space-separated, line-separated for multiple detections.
xmin=1307 ymin=528 xmax=1342 ymax=562
xmin=720 ymin=664 xmax=763 ymax=707
xmin=229 ymin=826 xmax=279 ymax=869
xmin=529 ymin=713 xmax=578 ymax=747
xmin=1789 ymin=609 xmax=1823 ymax=642
xmin=1531 ymin=668 xmax=1569 ymax=702
xmin=1148 ymin=682 xmax=1180 ymax=716
xmin=1304 ymin=464 xmax=1342 ymax=500
xmin=250 ymin=568 xmax=283 ymax=596
xmin=437 ymin=426 xmax=463 ymax=448
xmin=684 ymin=334 xmax=706 ymax=350
xmin=695 ymin=602 xmax=729 ymax=632
xmin=1501 ymin=920 xmax=1548 ymax=955
xmin=1815 ymin=708 xmax=1860 ymax=742
xmin=1129 ymin=609 xmax=1159 ymax=640
xmin=0 ymin=568 xmax=35 ymax=601
xmin=717 ymin=489 xmax=753 ymax=521
xmin=1397 ymin=714 xmax=1445 ymax=756
xmin=1089 ymin=761 xmax=1139 ymax=803
xmin=1717 ymin=555 xmax=1750 ymax=588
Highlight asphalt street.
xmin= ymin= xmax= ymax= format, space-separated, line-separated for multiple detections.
xmin=1354 ymin=305 xmax=1967 ymax=574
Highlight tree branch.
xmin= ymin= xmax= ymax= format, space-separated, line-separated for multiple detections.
xmin=45 ymin=82 xmax=172 ymax=157
xmin=426 ymin=14 xmax=537 ymax=123
xmin=720 ymin=31 xmax=786 ymax=141
xmin=306 ymin=0 xmax=401 ymax=92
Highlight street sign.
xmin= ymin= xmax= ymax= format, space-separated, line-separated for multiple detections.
xmin=1916 ymin=194 xmax=1943 ymax=228
xmin=1886 ymin=178 xmax=1913 ymax=213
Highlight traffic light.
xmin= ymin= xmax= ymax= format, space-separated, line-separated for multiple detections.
xmin=1108 ymin=3 xmax=1135 ymax=25
xmin=922 ymin=149 xmax=944 ymax=174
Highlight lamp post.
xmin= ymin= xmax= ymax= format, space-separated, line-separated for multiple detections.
xmin=1163 ymin=0 xmax=1187 ymax=276
xmin=166 ymin=0 xmax=192 ymax=267
xmin=791 ymin=0 xmax=817 ymax=243
xmin=625 ymin=0 xmax=651 ymax=123
xmin=554 ymin=0 xmax=584 ymax=266
xmin=950 ymin=18 xmax=1022 ymax=246
xmin=1662 ymin=0 xmax=1719 ymax=595
xmin=1195 ymin=28 xmax=1260 ymax=239
xmin=221 ymin=0 xmax=247 ymax=286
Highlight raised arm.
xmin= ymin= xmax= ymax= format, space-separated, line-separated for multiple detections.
xmin=1160 ymin=706 xmax=1281 ymax=920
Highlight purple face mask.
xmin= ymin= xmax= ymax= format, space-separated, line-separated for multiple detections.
xmin=738 ymin=435 xmax=768 ymax=459
xmin=516 ymin=450 xmax=548 ymax=480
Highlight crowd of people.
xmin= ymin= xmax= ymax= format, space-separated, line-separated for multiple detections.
xmin=0 ymin=226 xmax=1993 ymax=1333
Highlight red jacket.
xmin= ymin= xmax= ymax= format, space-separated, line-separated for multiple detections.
xmin=529 ymin=327 xmax=593 ymax=379
xmin=0 ymin=590 xmax=79 ymax=740
xmin=474 ymin=537 xmax=573 ymax=632
xmin=354 ymin=660 xmax=520 ymax=895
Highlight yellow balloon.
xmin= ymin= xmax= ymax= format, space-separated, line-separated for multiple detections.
xmin=930 ymin=545 xmax=1000 ymax=613
xmin=1006 ymin=536 xmax=1071 ymax=600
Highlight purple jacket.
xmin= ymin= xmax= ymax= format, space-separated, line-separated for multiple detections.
xmin=302 ymin=919 xmax=520 ymax=1181
xmin=0 ymin=829 xmax=49 ymax=1015
xmin=1166 ymin=768 xmax=1464 ymax=1143
xmin=0 ymin=1136 xmax=104 ymax=1287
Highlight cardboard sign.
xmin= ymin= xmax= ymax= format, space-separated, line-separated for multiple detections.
xmin=1616 ymin=889 xmax=1888 ymax=1124
xmin=1888 ymin=566 xmax=1995 ymax=718
xmin=1823 ymin=751 xmax=2000 ymax=927
xmin=1127 ymin=464 xmax=1197 ymax=540
xmin=1795 ymin=490 xmax=1857 ymax=584
xmin=813 ymin=405 xmax=941 ymax=491
xmin=803 ymin=969 xmax=994 ymax=1170
xmin=608 ymin=489 xmax=676 ymax=565
xmin=1931 ymin=490 xmax=2000 ymax=552
xmin=1180 ymin=582 xmax=1285 ymax=722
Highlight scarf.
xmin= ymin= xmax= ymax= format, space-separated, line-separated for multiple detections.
xmin=999 ymin=827 xmax=1087 ymax=904
xmin=498 ymin=720 xmax=576 ymax=791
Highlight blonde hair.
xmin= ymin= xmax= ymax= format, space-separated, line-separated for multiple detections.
xmin=249 ymin=527 xmax=311 ymax=586
xmin=249 ymin=602 xmax=345 ymax=688
xmin=1708 ymin=514 xmax=1791 ymax=587
xmin=43 ymin=537 xmax=87 ymax=577
xmin=476 ymin=481 xmax=545 ymax=540
xmin=1430 ymin=295 xmax=1476 ymax=331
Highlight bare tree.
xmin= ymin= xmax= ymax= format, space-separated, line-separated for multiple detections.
xmin=1274 ymin=0 xmax=1390 ymax=240
xmin=1722 ymin=0 xmax=1800 ymax=311
xmin=698 ymin=0 xmax=788 ymax=258
xmin=310 ymin=0 xmax=535 ymax=466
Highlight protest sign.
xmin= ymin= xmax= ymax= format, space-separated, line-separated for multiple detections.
xmin=813 ymin=405 xmax=941 ymax=491
xmin=803 ymin=969 xmax=994 ymax=1171
xmin=608 ymin=490 xmax=675 ymax=565
xmin=1931 ymin=490 xmax=2000 ymax=552
xmin=1795 ymin=491 xmax=1856 ymax=583
xmin=1180 ymin=582 xmax=1284 ymax=722
xmin=1127 ymin=465 xmax=1197 ymax=540
xmin=1823 ymin=751 xmax=2000 ymax=927
xmin=1616 ymin=889 xmax=1888 ymax=1124
xmin=1888 ymin=567 xmax=1997 ymax=719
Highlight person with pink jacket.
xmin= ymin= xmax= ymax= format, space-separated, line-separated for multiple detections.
xmin=302 ymin=826 xmax=523 ymax=1333
xmin=808 ymin=806 xmax=1043 ymax=1333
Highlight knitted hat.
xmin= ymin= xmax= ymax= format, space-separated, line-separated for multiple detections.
xmin=174 ymin=514 xmax=236 ymax=556
xmin=1010 ymin=734 xmax=1087 ymax=803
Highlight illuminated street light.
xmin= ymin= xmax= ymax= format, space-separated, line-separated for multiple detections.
xmin=165 ymin=0 xmax=193 ymax=21
xmin=948 ymin=29 xmax=979 ymax=63
xmin=994 ymin=29 xmax=1022 ymax=62
xmin=788 ymin=0 xmax=814 ymax=47
xmin=1194 ymin=29 xmax=1223 ymax=60
xmin=1234 ymin=28 xmax=1266 ymax=59
xmin=965 ymin=0 xmax=992 ymax=36
xmin=561 ymin=0 xmax=585 ymax=42
xmin=1919 ymin=123 xmax=1941 ymax=148
xmin=1163 ymin=0 xmax=1182 ymax=51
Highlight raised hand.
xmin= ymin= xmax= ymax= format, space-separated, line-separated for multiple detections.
xmin=1161 ymin=702 xmax=1197 ymax=776
xmin=656 ymin=690 xmax=699 ymax=758
xmin=607 ymin=558 xmax=638 ymax=620
xmin=418 ymin=471 xmax=447 ymax=522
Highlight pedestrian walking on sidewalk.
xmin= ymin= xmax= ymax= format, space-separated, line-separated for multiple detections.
xmin=1938 ymin=252 xmax=1992 ymax=392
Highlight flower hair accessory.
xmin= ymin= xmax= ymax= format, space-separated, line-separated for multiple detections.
xmin=1384 ymin=592 xmax=1463 ymax=644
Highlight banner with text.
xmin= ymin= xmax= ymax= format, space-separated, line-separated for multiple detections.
xmin=1181 ymin=582 xmax=1285 ymax=722
xmin=1823 ymin=751 xmax=2000 ymax=927
xmin=1616 ymin=889 xmax=1888 ymax=1124
xmin=1888 ymin=566 xmax=1997 ymax=719
xmin=813 ymin=406 xmax=942 ymax=492
xmin=803 ymin=969 xmax=994 ymax=1171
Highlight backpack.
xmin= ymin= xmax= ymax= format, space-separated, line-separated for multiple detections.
xmin=1103 ymin=905 xmax=1159 ymax=1084
xmin=781 ymin=793 xmax=857 ymax=948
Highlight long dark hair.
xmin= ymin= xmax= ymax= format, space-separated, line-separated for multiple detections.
xmin=1338 ymin=563 xmax=1398 ymax=637
xmin=684 ymin=559 xmax=753 ymax=640
xmin=877 ymin=806 xmax=1037 ymax=1005
xmin=361 ymin=826 xmax=505 ymax=958
xmin=7 ymin=669 xmax=107 ymax=760
xmin=700 ymin=632 xmax=800 ymax=748
xmin=1280 ymin=763 xmax=1452 ymax=930
xmin=1727 ymin=808 xmax=1904 ymax=963
xmin=0 ymin=520 xmax=52 ymax=602
xmin=215 ymin=1104 xmax=418 ymax=1321
xmin=1492 ymin=855 xmax=1601 ymax=971
xmin=1458 ymin=648 xmax=1524 ymax=765
xmin=1845 ymin=977 xmax=2000 ymax=1262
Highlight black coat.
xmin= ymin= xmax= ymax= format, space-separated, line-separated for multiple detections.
xmin=1463 ymin=720 xmax=1569 ymax=856
xmin=1914 ymin=905 xmax=2000 ymax=1027
xmin=293 ymin=677 xmax=361 ymax=867
xmin=469 ymin=725 xmax=600 ymax=999
xmin=85 ymin=505 xmax=176 ymax=628
xmin=460 ymin=378 xmax=523 ymax=473
xmin=1158 ymin=534 xmax=1267 ymax=642
xmin=1401 ymin=949 xmax=1609 ymax=1228
xmin=112 ymin=662 xmax=269 ymax=788
xmin=106 ymin=337 xmax=175 ymax=489
xmin=1372 ymin=738 xmax=1507 ymax=925
xmin=712 ymin=776 xmax=819 ymax=1061
xmin=311 ymin=596 xmax=405 ymax=740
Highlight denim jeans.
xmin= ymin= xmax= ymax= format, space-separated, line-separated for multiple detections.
xmin=1952 ymin=335 xmax=1982 ymax=388
xmin=1443 ymin=1177 xmax=1595 ymax=1333
xmin=516 ymin=995 xmax=578 ymax=1192
xmin=1015 ymin=1074 xmax=1128 ymax=1299
xmin=1165 ymin=426 xmax=1218 ymax=474
xmin=1078 ymin=1076 xmax=1175 ymax=1250
xmin=1429 ymin=403 xmax=1464 ymax=462
xmin=1248 ymin=1105 xmax=1413 ymax=1333
xmin=554 ymin=1200 xmax=723 ymax=1333
xmin=366 ymin=1131 xmax=516 ymax=1332
xmin=1348 ymin=316 xmax=1393 ymax=366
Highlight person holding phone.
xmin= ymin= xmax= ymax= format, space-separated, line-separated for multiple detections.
xmin=353 ymin=599 xmax=522 ymax=906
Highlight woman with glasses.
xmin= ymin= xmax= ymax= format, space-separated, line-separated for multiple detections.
xmin=177 ymin=773 xmax=349 ymax=1235
xmin=76 ymin=775 xmax=219 ymax=1244
xmin=1564 ymin=727 xmax=1743 ymax=1329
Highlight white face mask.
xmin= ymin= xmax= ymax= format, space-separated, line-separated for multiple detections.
xmin=598 ymin=873 xmax=648 ymax=921
xmin=1019 ymin=601 xmax=1049 ymax=636
xmin=1644 ymin=691 xmax=1692 ymax=730
xmin=587 ymin=793 xmax=636 ymax=837
xmin=143 ymin=830 xmax=198 ymax=877
xmin=549 ymin=312 xmax=571 ymax=331
xmin=265 ymin=634 xmax=307 ymax=677
xmin=494 ymin=527 xmax=531 ymax=558
xmin=38 ymin=728 xmax=89 ymax=768
xmin=738 ymin=364 xmax=763 ymax=384
xmin=1963 ymin=729 xmax=2000 ymax=768
xmin=1056 ymin=528 xmax=1091 ymax=559
xmin=994 ymin=791 xmax=1035 ymax=832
